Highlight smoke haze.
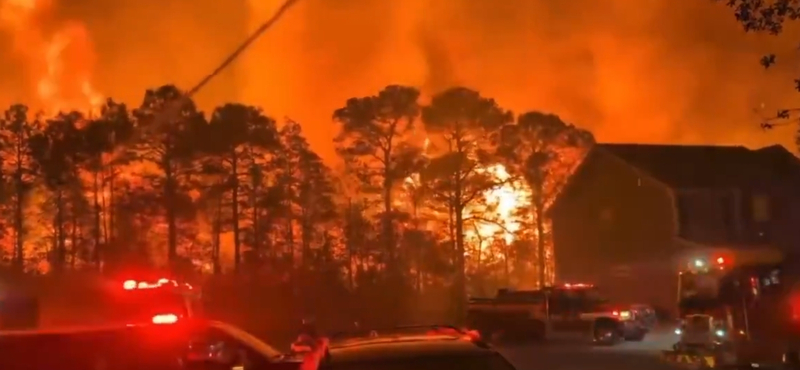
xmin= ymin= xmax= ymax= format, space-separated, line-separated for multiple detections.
xmin=1 ymin=0 xmax=799 ymax=159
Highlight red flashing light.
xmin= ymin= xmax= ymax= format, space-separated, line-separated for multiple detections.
xmin=123 ymin=278 xmax=182 ymax=290
xmin=716 ymin=257 xmax=725 ymax=264
xmin=152 ymin=313 xmax=179 ymax=325
xmin=123 ymin=280 xmax=137 ymax=290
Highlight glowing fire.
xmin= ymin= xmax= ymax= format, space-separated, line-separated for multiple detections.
xmin=0 ymin=0 xmax=103 ymax=115
xmin=464 ymin=164 xmax=531 ymax=248
xmin=404 ymin=138 xmax=533 ymax=251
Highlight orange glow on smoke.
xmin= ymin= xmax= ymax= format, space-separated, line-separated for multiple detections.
xmin=0 ymin=0 xmax=103 ymax=115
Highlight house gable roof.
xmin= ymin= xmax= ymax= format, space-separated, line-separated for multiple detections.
xmin=548 ymin=143 xmax=799 ymax=217
xmin=596 ymin=143 xmax=795 ymax=189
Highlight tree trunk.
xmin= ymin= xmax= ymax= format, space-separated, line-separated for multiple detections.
xmin=535 ymin=197 xmax=546 ymax=288
xmin=382 ymin=175 xmax=394 ymax=261
xmin=165 ymin=159 xmax=178 ymax=265
xmin=231 ymin=154 xmax=241 ymax=273
xmin=108 ymin=167 xmax=116 ymax=243
xmin=70 ymin=209 xmax=78 ymax=269
xmin=346 ymin=198 xmax=355 ymax=290
xmin=14 ymin=140 xmax=23 ymax=270
xmin=212 ymin=195 xmax=222 ymax=275
xmin=93 ymin=170 xmax=102 ymax=267
xmin=251 ymin=184 xmax=260 ymax=253
xmin=54 ymin=189 xmax=65 ymax=273
xmin=454 ymin=183 xmax=466 ymax=324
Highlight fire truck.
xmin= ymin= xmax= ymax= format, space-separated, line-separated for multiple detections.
xmin=663 ymin=247 xmax=800 ymax=369
xmin=466 ymin=283 xmax=647 ymax=345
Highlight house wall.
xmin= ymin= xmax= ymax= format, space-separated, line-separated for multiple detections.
xmin=754 ymin=186 xmax=800 ymax=253
xmin=550 ymin=148 xmax=679 ymax=313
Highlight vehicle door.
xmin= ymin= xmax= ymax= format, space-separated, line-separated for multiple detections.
xmin=548 ymin=290 xmax=582 ymax=332
xmin=187 ymin=322 xmax=285 ymax=370
xmin=0 ymin=330 xmax=187 ymax=370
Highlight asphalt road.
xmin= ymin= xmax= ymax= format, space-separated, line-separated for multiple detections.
xmin=497 ymin=328 xmax=681 ymax=370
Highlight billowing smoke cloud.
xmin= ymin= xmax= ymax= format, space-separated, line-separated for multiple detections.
xmin=1 ymin=0 xmax=798 ymax=160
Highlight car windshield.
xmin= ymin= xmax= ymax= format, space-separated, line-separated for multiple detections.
xmin=686 ymin=316 xmax=711 ymax=331
xmin=211 ymin=321 xmax=282 ymax=359
xmin=325 ymin=354 xmax=516 ymax=370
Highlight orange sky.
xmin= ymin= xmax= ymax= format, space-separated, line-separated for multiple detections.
xmin=1 ymin=0 xmax=799 ymax=160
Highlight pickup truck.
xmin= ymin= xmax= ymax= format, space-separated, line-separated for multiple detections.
xmin=466 ymin=284 xmax=648 ymax=345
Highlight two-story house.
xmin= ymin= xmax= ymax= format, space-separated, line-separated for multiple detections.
xmin=548 ymin=143 xmax=800 ymax=314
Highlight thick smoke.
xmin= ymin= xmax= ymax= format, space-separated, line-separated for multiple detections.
xmin=0 ymin=0 xmax=798 ymax=159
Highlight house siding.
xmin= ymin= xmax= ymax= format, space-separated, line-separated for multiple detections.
xmin=551 ymin=148 xmax=678 ymax=312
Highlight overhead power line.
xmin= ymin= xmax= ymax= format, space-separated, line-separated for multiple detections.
xmin=149 ymin=0 xmax=302 ymax=127
xmin=184 ymin=0 xmax=302 ymax=98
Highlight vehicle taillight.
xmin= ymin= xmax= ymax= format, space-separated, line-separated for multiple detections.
xmin=152 ymin=313 xmax=179 ymax=324
xmin=123 ymin=280 xmax=137 ymax=290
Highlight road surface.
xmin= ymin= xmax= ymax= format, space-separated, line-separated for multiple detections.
xmin=498 ymin=328 xmax=679 ymax=370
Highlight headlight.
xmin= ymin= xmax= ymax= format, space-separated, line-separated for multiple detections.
xmin=715 ymin=329 xmax=725 ymax=337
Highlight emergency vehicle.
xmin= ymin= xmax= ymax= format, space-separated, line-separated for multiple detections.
xmin=1 ymin=275 xmax=202 ymax=329
xmin=663 ymin=247 xmax=800 ymax=369
xmin=114 ymin=277 xmax=203 ymax=323
xmin=1 ymin=314 xmax=303 ymax=370
xmin=466 ymin=283 xmax=647 ymax=345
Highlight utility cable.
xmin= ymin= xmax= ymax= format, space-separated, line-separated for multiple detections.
xmin=150 ymin=0 xmax=302 ymax=127
xmin=184 ymin=0 xmax=301 ymax=99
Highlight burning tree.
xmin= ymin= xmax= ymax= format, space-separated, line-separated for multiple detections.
xmin=81 ymin=99 xmax=135 ymax=267
xmin=202 ymin=103 xmax=280 ymax=273
xmin=28 ymin=111 xmax=86 ymax=273
xmin=0 ymin=104 xmax=40 ymax=270
xmin=131 ymin=85 xmax=205 ymax=266
xmin=496 ymin=112 xmax=594 ymax=287
xmin=332 ymin=85 xmax=424 ymax=267
xmin=420 ymin=87 xmax=513 ymax=314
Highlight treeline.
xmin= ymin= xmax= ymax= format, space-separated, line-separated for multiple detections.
xmin=0 ymin=84 xmax=594 ymax=298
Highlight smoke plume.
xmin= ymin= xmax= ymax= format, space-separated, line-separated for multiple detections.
xmin=0 ymin=0 xmax=798 ymax=159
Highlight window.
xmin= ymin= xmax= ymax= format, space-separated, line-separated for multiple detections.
xmin=752 ymin=194 xmax=770 ymax=222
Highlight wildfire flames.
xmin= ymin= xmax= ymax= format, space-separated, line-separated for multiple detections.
xmin=464 ymin=164 xmax=530 ymax=248
xmin=0 ymin=0 xmax=554 ymax=281
xmin=1 ymin=0 xmax=103 ymax=115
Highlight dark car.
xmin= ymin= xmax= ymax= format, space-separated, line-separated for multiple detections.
xmin=0 ymin=317 xmax=298 ymax=370
xmin=630 ymin=304 xmax=658 ymax=330
xmin=316 ymin=326 xmax=517 ymax=370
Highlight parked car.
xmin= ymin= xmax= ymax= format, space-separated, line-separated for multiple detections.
xmin=630 ymin=304 xmax=658 ymax=330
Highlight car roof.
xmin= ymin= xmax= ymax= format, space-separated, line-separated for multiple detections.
xmin=327 ymin=335 xmax=494 ymax=363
